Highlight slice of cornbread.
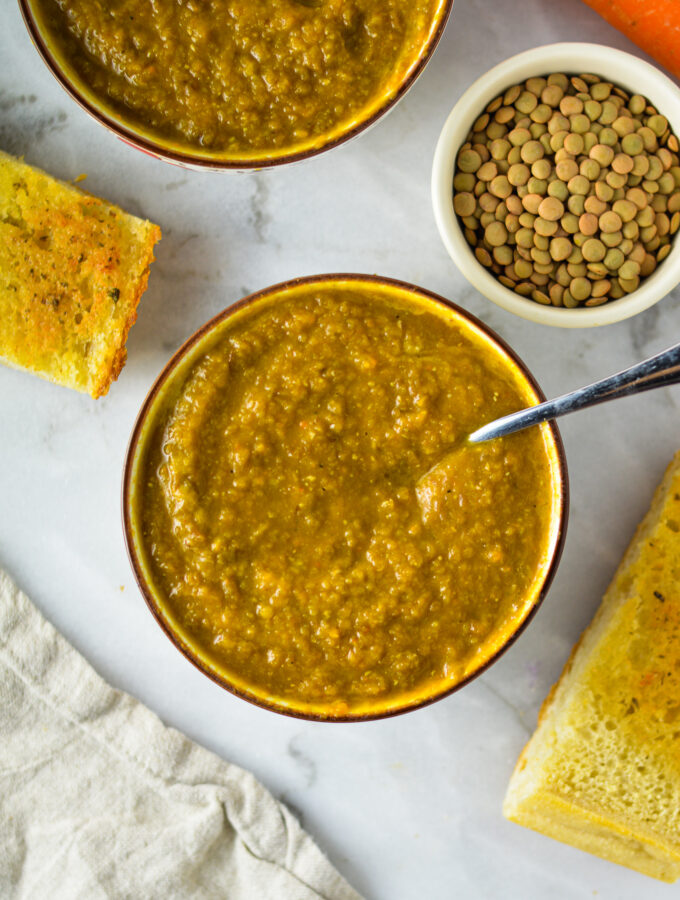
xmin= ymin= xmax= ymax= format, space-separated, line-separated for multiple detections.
xmin=504 ymin=451 xmax=680 ymax=882
xmin=0 ymin=151 xmax=160 ymax=397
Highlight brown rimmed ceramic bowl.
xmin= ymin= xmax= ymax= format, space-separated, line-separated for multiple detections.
xmin=20 ymin=0 xmax=454 ymax=171
xmin=122 ymin=274 xmax=569 ymax=721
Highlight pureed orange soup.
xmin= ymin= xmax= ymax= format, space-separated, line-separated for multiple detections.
xmin=129 ymin=280 xmax=563 ymax=718
xmin=33 ymin=0 xmax=447 ymax=159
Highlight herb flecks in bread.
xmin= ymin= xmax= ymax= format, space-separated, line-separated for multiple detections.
xmin=504 ymin=451 xmax=680 ymax=882
xmin=0 ymin=151 xmax=160 ymax=397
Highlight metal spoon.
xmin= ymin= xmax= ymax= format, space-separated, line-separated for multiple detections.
xmin=468 ymin=341 xmax=680 ymax=444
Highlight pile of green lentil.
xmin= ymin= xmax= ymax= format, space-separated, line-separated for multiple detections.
xmin=453 ymin=73 xmax=680 ymax=307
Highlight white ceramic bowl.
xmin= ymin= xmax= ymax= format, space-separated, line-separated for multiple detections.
xmin=432 ymin=43 xmax=680 ymax=327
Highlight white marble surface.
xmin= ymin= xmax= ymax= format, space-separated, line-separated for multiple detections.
xmin=2 ymin=1 xmax=680 ymax=897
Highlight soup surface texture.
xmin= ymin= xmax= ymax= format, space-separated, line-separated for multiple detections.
xmin=36 ymin=0 xmax=444 ymax=157
xmin=133 ymin=283 xmax=560 ymax=717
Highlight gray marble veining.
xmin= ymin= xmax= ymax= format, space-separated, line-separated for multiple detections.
xmin=1 ymin=1 xmax=680 ymax=898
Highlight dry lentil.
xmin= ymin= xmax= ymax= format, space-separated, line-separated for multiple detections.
xmin=453 ymin=73 xmax=680 ymax=308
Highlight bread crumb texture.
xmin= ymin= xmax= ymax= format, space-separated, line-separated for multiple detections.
xmin=0 ymin=150 xmax=160 ymax=397
xmin=504 ymin=451 xmax=680 ymax=882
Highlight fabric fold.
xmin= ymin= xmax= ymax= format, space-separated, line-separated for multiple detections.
xmin=0 ymin=570 xmax=362 ymax=900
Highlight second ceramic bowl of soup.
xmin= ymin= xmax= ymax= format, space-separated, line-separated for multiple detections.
xmin=21 ymin=0 xmax=454 ymax=170
xmin=123 ymin=274 xmax=568 ymax=720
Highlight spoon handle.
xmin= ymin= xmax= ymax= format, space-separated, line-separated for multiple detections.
xmin=469 ymin=341 xmax=680 ymax=444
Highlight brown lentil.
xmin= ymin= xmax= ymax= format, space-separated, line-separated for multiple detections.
xmin=453 ymin=73 xmax=679 ymax=308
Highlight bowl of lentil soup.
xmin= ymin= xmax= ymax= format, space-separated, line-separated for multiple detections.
xmin=123 ymin=275 xmax=568 ymax=721
xmin=21 ymin=0 xmax=453 ymax=170
xmin=432 ymin=44 xmax=680 ymax=326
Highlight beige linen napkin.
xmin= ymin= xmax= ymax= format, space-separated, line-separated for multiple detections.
xmin=0 ymin=570 xmax=362 ymax=900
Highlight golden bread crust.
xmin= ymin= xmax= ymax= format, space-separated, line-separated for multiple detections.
xmin=504 ymin=452 xmax=680 ymax=882
xmin=0 ymin=150 xmax=160 ymax=397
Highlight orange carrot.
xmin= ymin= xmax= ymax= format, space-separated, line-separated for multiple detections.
xmin=581 ymin=0 xmax=680 ymax=80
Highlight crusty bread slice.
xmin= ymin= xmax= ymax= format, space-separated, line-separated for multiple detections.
xmin=0 ymin=151 xmax=160 ymax=397
xmin=504 ymin=451 xmax=680 ymax=882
